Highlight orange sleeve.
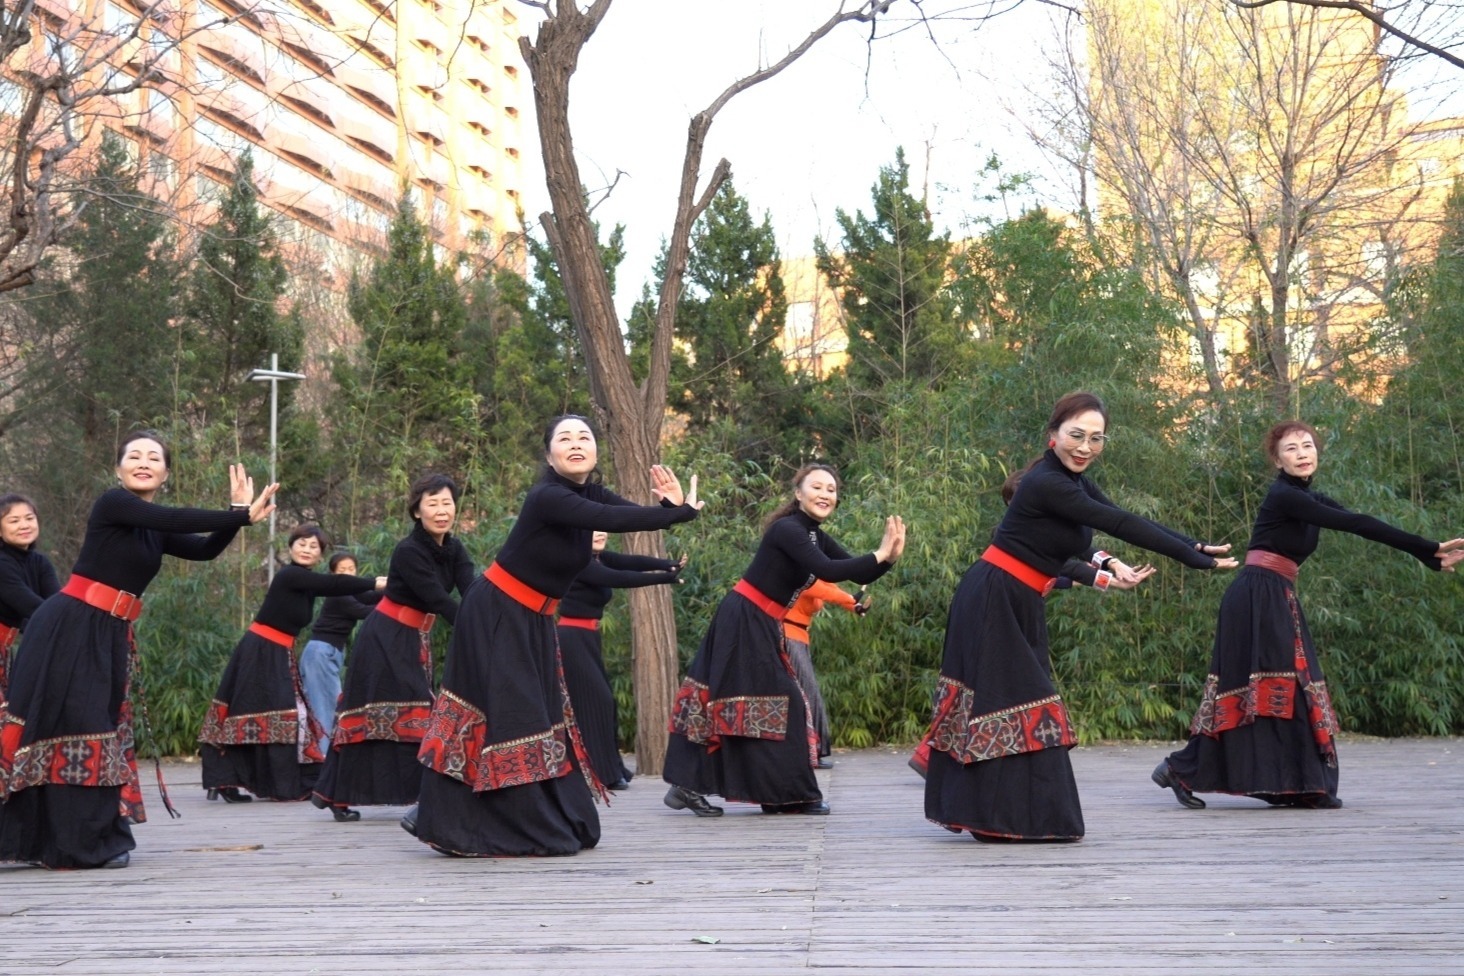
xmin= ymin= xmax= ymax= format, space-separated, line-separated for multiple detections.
xmin=804 ymin=579 xmax=857 ymax=610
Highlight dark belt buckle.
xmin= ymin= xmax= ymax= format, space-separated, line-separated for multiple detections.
xmin=111 ymin=589 xmax=139 ymax=620
xmin=538 ymin=597 xmax=555 ymax=614
xmin=419 ymin=613 xmax=437 ymax=634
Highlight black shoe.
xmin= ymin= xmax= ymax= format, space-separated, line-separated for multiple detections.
xmin=797 ymin=800 xmax=830 ymax=815
xmin=400 ymin=805 xmax=419 ymax=837
xmin=663 ymin=785 xmax=723 ymax=818
xmin=332 ymin=806 xmax=361 ymax=822
xmin=1294 ymin=794 xmax=1344 ymax=809
xmin=1152 ymin=760 xmax=1205 ymax=809
xmin=207 ymin=787 xmax=252 ymax=804
xmin=102 ymin=851 xmax=130 ymax=869
xmin=908 ymin=757 xmax=927 ymax=780
xmin=816 ymin=757 xmax=834 ymax=769
xmin=310 ymin=794 xmax=329 ymax=810
xmin=608 ymin=777 xmax=631 ymax=791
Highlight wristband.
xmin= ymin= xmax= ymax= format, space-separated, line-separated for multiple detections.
xmin=230 ymin=502 xmax=250 ymax=510
xmin=1091 ymin=550 xmax=1113 ymax=571
xmin=1093 ymin=570 xmax=1113 ymax=592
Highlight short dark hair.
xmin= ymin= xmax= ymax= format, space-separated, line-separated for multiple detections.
xmin=0 ymin=493 xmax=38 ymax=522
xmin=327 ymin=551 xmax=358 ymax=572
xmin=116 ymin=429 xmax=172 ymax=468
xmin=1263 ymin=420 xmax=1321 ymax=464
xmin=408 ymin=473 xmax=460 ymax=522
xmin=288 ymin=523 xmax=330 ymax=549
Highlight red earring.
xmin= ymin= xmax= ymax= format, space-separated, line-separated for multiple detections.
xmin=1048 ymin=439 xmax=1056 ymax=448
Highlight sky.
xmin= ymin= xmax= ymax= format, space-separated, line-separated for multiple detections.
xmin=509 ymin=1 xmax=1069 ymax=316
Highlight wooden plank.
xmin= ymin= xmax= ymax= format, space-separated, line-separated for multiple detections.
xmin=1 ymin=737 xmax=1460 ymax=973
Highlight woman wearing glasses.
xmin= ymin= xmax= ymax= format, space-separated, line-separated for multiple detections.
xmin=924 ymin=392 xmax=1236 ymax=842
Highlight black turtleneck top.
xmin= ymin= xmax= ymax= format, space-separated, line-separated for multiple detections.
xmin=997 ymin=451 xmax=1215 ymax=578
xmin=494 ymin=471 xmax=699 ymax=599
xmin=382 ymin=523 xmax=477 ymax=625
xmin=0 ymin=543 xmax=60 ymax=630
xmin=70 ymin=488 xmax=250 ymax=595
xmin=253 ymin=564 xmax=379 ymax=638
xmin=742 ymin=510 xmax=891 ymax=608
xmin=557 ymin=551 xmax=680 ymax=620
xmin=308 ymin=591 xmax=382 ymax=649
xmin=1249 ymin=471 xmax=1441 ymax=569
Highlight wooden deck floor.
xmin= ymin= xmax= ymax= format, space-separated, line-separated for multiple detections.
xmin=2 ymin=738 xmax=1461 ymax=974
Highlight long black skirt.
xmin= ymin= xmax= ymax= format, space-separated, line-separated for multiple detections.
xmin=198 ymin=631 xmax=321 ymax=800
xmin=414 ymin=583 xmax=599 ymax=857
xmin=0 ymin=596 xmax=138 ymax=868
xmin=312 ymin=611 xmax=432 ymax=808
xmin=1165 ymin=565 xmax=1340 ymax=802
xmin=559 ymin=624 xmax=631 ymax=786
xmin=923 ymin=561 xmax=1083 ymax=841
xmin=664 ymin=592 xmax=820 ymax=808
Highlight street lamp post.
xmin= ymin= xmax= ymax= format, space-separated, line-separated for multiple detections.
xmin=246 ymin=353 xmax=306 ymax=581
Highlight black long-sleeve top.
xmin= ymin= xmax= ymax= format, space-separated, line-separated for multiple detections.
xmin=997 ymin=451 xmax=1216 ymax=579
xmin=70 ymin=488 xmax=250 ymax=595
xmin=742 ymin=510 xmax=891 ymax=608
xmin=0 ymin=543 xmax=60 ymax=630
xmin=1249 ymin=471 xmax=1441 ymax=569
xmin=382 ymin=523 xmax=477 ymax=625
xmin=557 ymin=550 xmax=680 ymax=620
xmin=253 ymin=563 xmax=379 ymax=638
xmin=308 ymin=591 xmax=382 ymax=649
xmin=494 ymin=471 xmax=699 ymax=599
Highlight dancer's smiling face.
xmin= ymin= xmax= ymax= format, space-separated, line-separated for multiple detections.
xmin=795 ymin=469 xmax=839 ymax=523
xmin=116 ymin=437 xmax=170 ymax=498
xmin=1052 ymin=410 xmax=1108 ymax=475
xmin=547 ymin=419 xmax=597 ymax=483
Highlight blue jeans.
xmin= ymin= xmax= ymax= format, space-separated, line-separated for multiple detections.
xmin=299 ymin=640 xmax=344 ymax=755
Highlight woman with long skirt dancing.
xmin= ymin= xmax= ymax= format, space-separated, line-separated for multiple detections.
xmin=198 ymin=525 xmax=384 ymax=803
xmin=1153 ymin=420 xmax=1463 ymax=811
xmin=664 ymin=463 xmax=904 ymax=817
xmin=925 ymin=392 xmax=1235 ymax=842
xmin=558 ymin=531 xmax=684 ymax=790
xmin=0 ymin=494 xmax=60 ymax=700
xmin=299 ymin=552 xmax=381 ymax=755
xmin=312 ymin=474 xmax=475 ymax=822
xmin=0 ymin=432 xmax=274 ymax=869
xmin=782 ymin=579 xmax=866 ymax=768
xmin=408 ymin=415 xmax=701 ymax=857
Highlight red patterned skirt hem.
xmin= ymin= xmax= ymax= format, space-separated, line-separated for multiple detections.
xmin=417 ymin=689 xmax=575 ymax=792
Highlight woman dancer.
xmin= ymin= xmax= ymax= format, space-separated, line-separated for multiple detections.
xmin=1154 ymin=421 xmax=1463 ymax=810
xmin=0 ymin=494 xmax=60 ymax=700
xmin=782 ymin=580 xmax=866 ymax=768
xmin=925 ymin=392 xmax=1234 ymax=842
xmin=300 ymin=552 xmax=381 ymax=755
xmin=558 ymin=531 xmax=684 ymax=790
xmin=408 ymin=415 xmax=701 ymax=857
xmin=198 ymin=525 xmax=384 ymax=803
xmin=664 ymin=463 xmax=904 ymax=817
xmin=0 ymin=432 xmax=274 ymax=869
xmin=312 ymin=474 xmax=475 ymax=822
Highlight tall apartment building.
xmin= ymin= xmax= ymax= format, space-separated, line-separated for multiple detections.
xmin=10 ymin=0 xmax=527 ymax=275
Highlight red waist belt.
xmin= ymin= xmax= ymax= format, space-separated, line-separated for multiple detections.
xmin=733 ymin=579 xmax=787 ymax=621
xmin=61 ymin=574 xmax=144 ymax=622
xmin=981 ymin=545 xmax=1057 ymax=597
xmin=248 ymin=621 xmax=295 ymax=648
xmin=486 ymin=562 xmax=559 ymax=615
xmin=0 ymin=623 xmax=18 ymax=647
xmin=558 ymin=616 xmax=600 ymax=631
xmin=376 ymin=597 xmax=437 ymax=633
xmin=1245 ymin=550 xmax=1299 ymax=582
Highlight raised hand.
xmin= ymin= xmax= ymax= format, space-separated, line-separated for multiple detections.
xmin=1106 ymin=564 xmax=1157 ymax=591
xmin=1436 ymin=538 xmax=1464 ymax=556
xmin=1441 ymin=549 xmax=1464 ymax=573
xmin=875 ymin=516 xmax=906 ymax=564
xmin=228 ymin=463 xmax=254 ymax=506
xmin=247 ymin=482 xmax=280 ymax=525
xmin=651 ymin=465 xmax=704 ymax=509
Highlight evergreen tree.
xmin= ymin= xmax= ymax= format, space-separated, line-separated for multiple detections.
xmin=179 ymin=150 xmax=302 ymax=442
xmin=2 ymin=133 xmax=182 ymax=558
xmin=815 ymin=149 xmax=961 ymax=393
xmin=330 ymin=194 xmax=476 ymax=528
xmin=671 ymin=180 xmax=809 ymax=463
